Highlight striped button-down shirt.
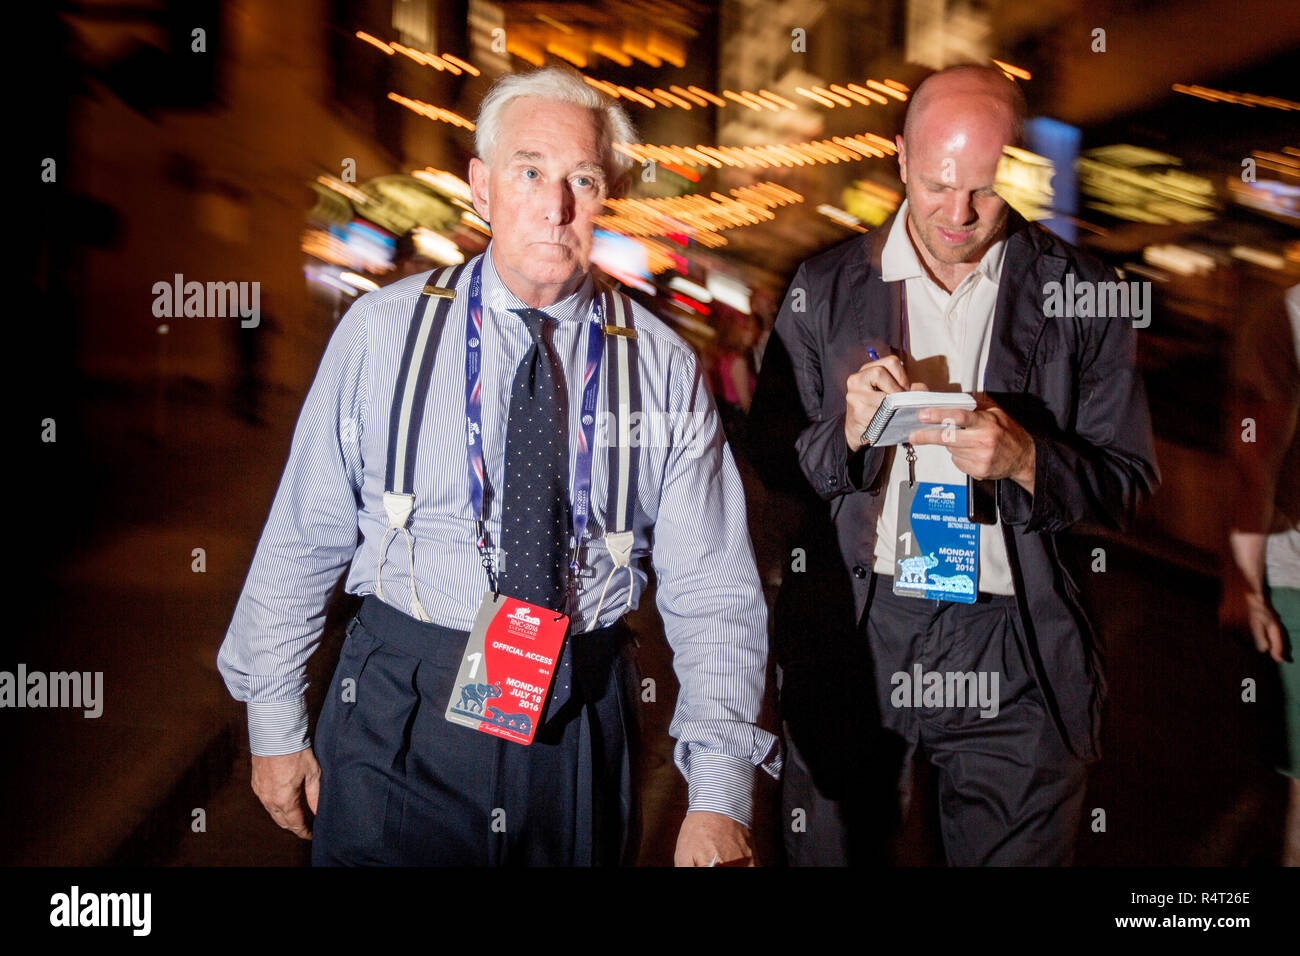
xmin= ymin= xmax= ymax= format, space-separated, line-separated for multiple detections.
xmin=218 ymin=244 xmax=781 ymax=825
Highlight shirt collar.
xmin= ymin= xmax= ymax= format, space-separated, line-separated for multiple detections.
xmin=481 ymin=241 xmax=597 ymax=324
xmin=880 ymin=199 xmax=1008 ymax=287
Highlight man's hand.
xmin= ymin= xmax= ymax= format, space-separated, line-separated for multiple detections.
xmin=1221 ymin=570 xmax=1288 ymax=665
xmin=251 ymin=748 xmax=321 ymax=840
xmin=909 ymin=394 xmax=1036 ymax=492
xmin=1236 ymin=590 xmax=1287 ymax=663
xmin=845 ymin=355 xmax=918 ymax=452
xmin=674 ymin=810 xmax=756 ymax=866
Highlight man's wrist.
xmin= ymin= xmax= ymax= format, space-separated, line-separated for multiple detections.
xmin=247 ymin=697 xmax=311 ymax=756
xmin=1011 ymin=439 xmax=1037 ymax=493
xmin=686 ymin=751 xmax=755 ymax=828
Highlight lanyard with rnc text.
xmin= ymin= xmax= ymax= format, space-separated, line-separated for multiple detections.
xmin=463 ymin=256 xmax=606 ymax=598
xmin=898 ymin=283 xmax=917 ymax=486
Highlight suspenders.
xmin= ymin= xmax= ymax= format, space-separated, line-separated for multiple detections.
xmin=375 ymin=257 xmax=641 ymax=626
xmin=591 ymin=284 xmax=640 ymax=630
xmin=377 ymin=263 xmax=467 ymax=621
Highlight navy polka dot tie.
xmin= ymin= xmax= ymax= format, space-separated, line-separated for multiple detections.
xmin=501 ymin=308 xmax=573 ymax=715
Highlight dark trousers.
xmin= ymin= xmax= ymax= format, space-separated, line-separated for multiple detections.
xmin=779 ymin=573 xmax=1088 ymax=866
xmin=312 ymin=595 xmax=641 ymax=866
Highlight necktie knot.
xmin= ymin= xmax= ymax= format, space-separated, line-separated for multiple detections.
xmin=512 ymin=307 xmax=554 ymax=345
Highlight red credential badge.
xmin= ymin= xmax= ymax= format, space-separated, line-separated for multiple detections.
xmin=444 ymin=592 xmax=569 ymax=745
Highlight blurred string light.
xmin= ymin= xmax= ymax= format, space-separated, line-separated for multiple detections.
xmin=597 ymin=182 xmax=803 ymax=248
xmin=584 ymin=76 xmax=908 ymax=112
xmin=386 ymin=90 xmax=898 ymax=170
xmin=358 ymin=28 xmax=906 ymax=115
xmin=356 ymin=31 xmax=481 ymax=75
xmin=388 ymin=92 xmax=476 ymax=129
xmin=502 ymin=25 xmax=687 ymax=69
xmin=616 ymin=132 xmax=897 ymax=169
xmin=1172 ymin=83 xmax=1299 ymax=111
xmin=1249 ymin=148 xmax=1300 ymax=176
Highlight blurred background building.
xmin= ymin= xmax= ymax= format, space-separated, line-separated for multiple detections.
xmin=12 ymin=0 xmax=1300 ymax=866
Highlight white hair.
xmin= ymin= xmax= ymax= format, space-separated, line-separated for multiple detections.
xmin=474 ymin=67 xmax=637 ymax=182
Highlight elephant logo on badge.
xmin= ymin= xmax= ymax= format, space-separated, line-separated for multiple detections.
xmin=898 ymin=552 xmax=939 ymax=585
xmin=458 ymin=682 xmax=502 ymax=714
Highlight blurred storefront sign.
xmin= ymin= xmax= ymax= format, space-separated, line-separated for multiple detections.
xmin=842 ymin=180 xmax=901 ymax=226
xmin=1078 ymin=145 xmax=1218 ymax=224
xmin=995 ymin=145 xmax=1055 ymax=224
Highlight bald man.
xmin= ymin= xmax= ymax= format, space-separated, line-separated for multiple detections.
xmin=752 ymin=65 xmax=1158 ymax=865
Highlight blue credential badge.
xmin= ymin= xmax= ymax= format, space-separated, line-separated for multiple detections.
xmin=892 ymin=481 xmax=978 ymax=603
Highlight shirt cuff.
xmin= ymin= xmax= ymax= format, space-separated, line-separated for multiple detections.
xmin=686 ymin=752 xmax=757 ymax=828
xmin=246 ymin=697 xmax=312 ymax=756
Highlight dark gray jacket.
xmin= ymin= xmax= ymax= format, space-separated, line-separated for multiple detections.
xmin=752 ymin=208 xmax=1160 ymax=760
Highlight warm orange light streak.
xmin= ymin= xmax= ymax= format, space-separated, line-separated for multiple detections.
xmin=740 ymin=91 xmax=779 ymax=111
xmin=621 ymin=43 xmax=662 ymax=67
xmin=546 ymin=43 xmax=587 ymax=67
xmin=814 ymin=86 xmax=852 ymax=107
xmin=847 ymin=82 xmax=887 ymax=104
xmin=867 ymin=79 xmax=907 ymax=101
xmin=442 ymin=53 xmax=479 ymax=75
xmin=591 ymin=41 xmax=633 ymax=66
xmin=723 ymin=90 xmax=762 ymax=111
xmin=990 ymin=59 xmax=1031 ymax=80
xmin=1172 ymin=83 xmax=1299 ymax=110
xmin=669 ymin=85 xmax=707 ymax=107
xmin=618 ymin=86 xmax=656 ymax=107
xmin=758 ymin=89 xmax=799 ymax=110
xmin=505 ymin=43 xmax=545 ymax=66
xmin=688 ymin=86 xmax=727 ymax=107
xmin=355 ymin=31 xmax=394 ymax=54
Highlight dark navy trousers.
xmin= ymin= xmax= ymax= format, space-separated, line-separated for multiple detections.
xmin=779 ymin=573 xmax=1088 ymax=866
xmin=312 ymin=595 xmax=641 ymax=866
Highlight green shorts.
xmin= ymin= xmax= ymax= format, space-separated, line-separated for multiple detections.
xmin=1268 ymin=585 xmax=1300 ymax=780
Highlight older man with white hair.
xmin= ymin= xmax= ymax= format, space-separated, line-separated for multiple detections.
xmin=218 ymin=67 xmax=779 ymax=866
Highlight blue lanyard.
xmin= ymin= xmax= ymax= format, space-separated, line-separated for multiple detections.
xmin=463 ymin=256 xmax=606 ymax=592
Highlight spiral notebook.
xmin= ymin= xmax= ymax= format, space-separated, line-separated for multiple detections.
xmin=861 ymin=391 xmax=977 ymax=447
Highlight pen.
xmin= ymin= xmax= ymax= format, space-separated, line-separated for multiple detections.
xmin=867 ymin=346 xmax=881 ymax=361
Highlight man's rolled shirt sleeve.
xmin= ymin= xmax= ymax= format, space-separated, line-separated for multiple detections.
xmin=217 ymin=298 xmax=371 ymax=755
xmin=650 ymin=348 xmax=780 ymax=828
xmin=997 ymin=275 xmax=1160 ymax=533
